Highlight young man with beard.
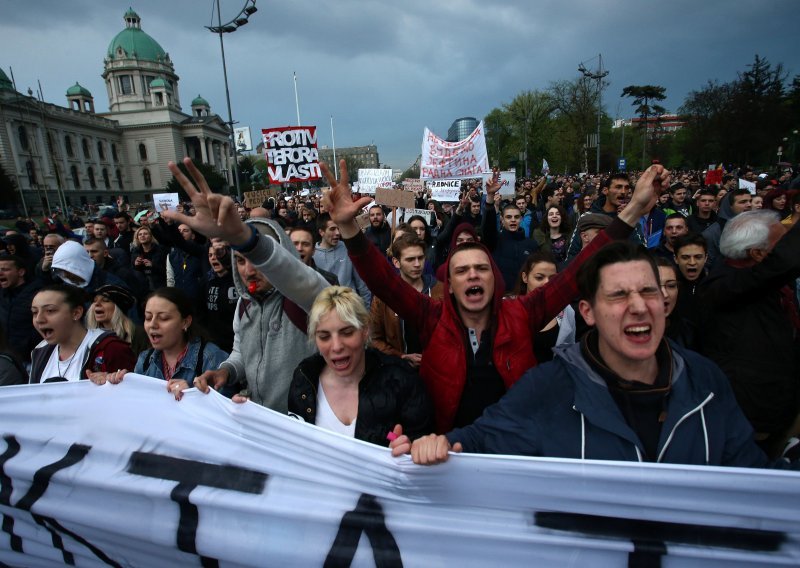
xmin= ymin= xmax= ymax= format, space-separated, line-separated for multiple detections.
xmin=364 ymin=204 xmax=391 ymax=254
xmin=371 ymin=234 xmax=444 ymax=367
xmin=320 ymin=161 xmax=665 ymax=433
xmin=392 ymin=241 xmax=797 ymax=470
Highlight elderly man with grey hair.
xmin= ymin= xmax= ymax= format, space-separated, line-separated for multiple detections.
xmin=698 ymin=210 xmax=800 ymax=457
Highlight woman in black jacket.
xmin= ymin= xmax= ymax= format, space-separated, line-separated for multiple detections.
xmin=288 ymin=286 xmax=434 ymax=447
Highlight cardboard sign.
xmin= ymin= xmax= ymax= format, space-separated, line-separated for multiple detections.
xmin=262 ymin=126 xmax=321 ymax=183
xmin=243 ymin=189 xmax=278 ymax=209
xmin=376 ymin=188 xmax=416 ymax=209
xmin=428 ymin=179 xmax=461 ymax=202
xmin=358 ymin=169 xmax=393 ymax=194
xmin=152 ymin=193 xmax=179 ymax=213
xmin=403 ymin=178 xmax=424 ymax=193
xmin=421 ymin=121 xmax=490 ymax=179
xmin=397 ymin=208 xmax=435 ymax=225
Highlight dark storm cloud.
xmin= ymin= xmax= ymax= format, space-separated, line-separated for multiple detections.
xmin=1 ymin=0 xmax=797 ymax=170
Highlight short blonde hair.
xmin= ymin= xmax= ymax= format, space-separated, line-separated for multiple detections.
xmin=307 ymin=286 xmax=370 ymax=341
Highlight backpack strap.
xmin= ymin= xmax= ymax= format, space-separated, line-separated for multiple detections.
xmin=193 ymin=337 xmax=207 ymax=377
xmin=282 ymin=297 xmax=308 ymax=334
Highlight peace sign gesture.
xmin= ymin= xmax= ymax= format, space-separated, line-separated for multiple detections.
xmin=163 ymin=158 xmax=251 ymax=246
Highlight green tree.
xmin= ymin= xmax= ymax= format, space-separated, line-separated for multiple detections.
xmin=548 ymin=77 xmax=600 ymax=172
xmin=166 ymin=159 xmax=228 ymax=201
xmin=503 ymin=90 xmax=555 ymax=177
xmin=621 ymin=85 xmax=667 ymax=168
xmin=399 ymin=156 xmax=420 ymax=180
xmin=237 ymin=155 xmax=256 ymax=193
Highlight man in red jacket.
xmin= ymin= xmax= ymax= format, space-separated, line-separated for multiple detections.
xmin=321 ymin=162 xmax=667 ymax=433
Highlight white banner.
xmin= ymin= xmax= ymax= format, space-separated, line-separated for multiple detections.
xmin=1 ymin=378 xmax=798 ymax=567
xmin=421 ymin=121 xmax=490 ymax=180
xmin=739 ymin=178 xmax=757 ymax=194
xmin=357 ymin=169 xmax=393 ymax=194
xmin=427 ymin=179 xmax=461 ymax=202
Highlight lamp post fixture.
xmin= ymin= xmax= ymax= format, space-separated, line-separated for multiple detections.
xmin=205 ymin=0 xmax=258 ymax=201
xmin=578 ymin=54 xmax=609 ymax=174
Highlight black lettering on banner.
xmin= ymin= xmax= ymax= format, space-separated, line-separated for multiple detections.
xmin=127 ymin=451 xmax=268 ymax=568
xmin=535 ymin=512 xmax=786 ymax=568
xmin=1 ymin=437 xmax=119 ymax=566
xmin=324 ymin=493 xmax=402 ymax=568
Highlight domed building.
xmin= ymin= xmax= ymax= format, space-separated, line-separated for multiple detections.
xmin=0 ymin=8 xmax=232 ymax=214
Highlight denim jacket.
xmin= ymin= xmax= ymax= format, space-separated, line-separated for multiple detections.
xmin=134 ymin=337 xmax=228 ymax=386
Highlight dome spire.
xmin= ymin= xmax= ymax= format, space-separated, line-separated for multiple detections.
xmin=124 ymin=8 xmax=141 ymax=29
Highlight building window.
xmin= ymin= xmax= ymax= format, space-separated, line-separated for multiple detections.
xmin=18 ymin=126 xmax=29 ymax=151
xmin=116 ymin=169 xmax=124 ymax=190
xmin=143 ymin=168 xmax=152 ymax=188
xmin=65 ymin=136 xmax=74 ymax=158
xmin=54 ymin=167 xmax=62 ymax=188
xmin=102 ymin=168 xmax=110 ymax=189
xmin=26 ymin=161 xmax=36 ymax=185
xmin=111 ymin=143 xmax=118 ymax=162
xmin=119 ymin=75 xmax=134 ymax=95
xmin=88 ymin=167 xmax=97 ymax=189
xmin=97 ymin=141 xmax=105 ymax=161
xmin=82 ymin=138 xmax=91 ymax=159
xmin=71 ymin=165 xmax=80 ymax=189
xmin=46 ymin=132 xmax=55 ymax=155
xmin=138 ymin=143 xmax=147 ymax=161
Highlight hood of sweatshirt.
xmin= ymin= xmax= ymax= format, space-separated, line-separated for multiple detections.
xmin=51 ymin=240 xmax=95 ymax=287
xmin=231 ymin=217 xmax=299 ymax=301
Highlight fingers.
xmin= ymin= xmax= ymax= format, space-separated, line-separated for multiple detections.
xmin=410 ymin=434 xmax=452 ymax=465
xmin=390 ymin=436 xmax=411 ymax=457
xmin=338 ymin=159 xmax=349 ymax=187
xmin=320 ymin=161 xmax=337 ymax=187
xmin=161 ymin=209 xmax=194 ymax=227
xmin=183 ymin=157 xmax=212 ymax=196
xmin=167 ymin=161 xmax=200 ymax=198
xmin=108 ymin=369 xmax=127 ymax=384
xmin=232 ymin=394 xmax=250 ymax=404
xmin=353 ymin=196 xmax=374 ymax=210
xmin=452 ymin=442 xmax=463 ymax=453
xmin=193 ymin=374 xmax=210 ymax=394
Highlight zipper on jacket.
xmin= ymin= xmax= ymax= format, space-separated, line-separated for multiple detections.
xmin=656 ymin=392 xmax=715 ymax=463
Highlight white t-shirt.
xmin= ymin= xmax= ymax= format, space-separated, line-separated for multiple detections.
xmin=37 ymin=328 xmax=105 ymax=382
xmin=315 ymin=383 xmax=356 ymax=438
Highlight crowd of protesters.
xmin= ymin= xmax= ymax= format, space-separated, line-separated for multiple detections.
xmin=1 ymin=157 xmax=799 ymax=470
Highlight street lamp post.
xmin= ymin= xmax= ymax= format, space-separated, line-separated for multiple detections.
xmin=206 ymin=0 xmax=258 ymax=201
xmin=579 ymin=54 xmax=609 ymax=174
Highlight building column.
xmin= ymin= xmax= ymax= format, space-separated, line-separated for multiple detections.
xmin=199 ymin=136 xmax=208 ymax=163
xmin=208 ymin=141 xmax=216 ymax=167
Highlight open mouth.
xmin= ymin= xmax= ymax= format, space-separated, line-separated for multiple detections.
xmin=330 ymin=356 xmax=351 ymax=371
xmin=149 ymin=333 xmax=162 ymax=345
xmin=38 ymin=327 xmax=55 ymax=341
xmin=624 ymin=325 xmax=651 ymax=341
xmin=465 ymin=286 xmax=484 ymax=297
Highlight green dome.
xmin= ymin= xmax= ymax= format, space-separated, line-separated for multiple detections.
xmin=0 ymin=68 xmax=13 ymax=91
xmin=191 ymin=94 xmax=209 ymax=107
xmin=107 ymin=9 xmax=168 ymax=62
xmin=149 ymin=78 xmax=171 ymax=90
xmin=66 ymin=82 xmax=92 ymax=97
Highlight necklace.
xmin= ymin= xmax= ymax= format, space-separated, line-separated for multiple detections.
xmin=56 ymin=346 xmax=80 ymax=379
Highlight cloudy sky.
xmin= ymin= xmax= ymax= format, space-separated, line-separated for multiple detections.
xmin=2 ymin=0 xmax=797 ymax=171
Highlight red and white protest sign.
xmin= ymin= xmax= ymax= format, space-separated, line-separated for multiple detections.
xmin=262 ymin=126 xmax=321 ymax=184
xmin=420 ymin=121 xmax=490 ymax=180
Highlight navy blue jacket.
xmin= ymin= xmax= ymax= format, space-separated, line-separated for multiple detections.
xmin=448 ymin=341 xmax=795 ymax=469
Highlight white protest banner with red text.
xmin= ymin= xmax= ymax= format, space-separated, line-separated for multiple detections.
xmin=262 ymin=126 xmax=321 ymax=184
xmin=357 ymin=169 xmax=393 ymax=194
xmin=421 ymin=121 xmax=490 ymax=179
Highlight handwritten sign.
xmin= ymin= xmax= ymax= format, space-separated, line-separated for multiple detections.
xmin=421 ymin=121 xmax=490 ymax=179
xmin=262 ymin=126 xmax=321 ymax=183
xmin=403 ymin=178 xmax=424 ymax=193
xmin=428 ymin=179 xmax=461 ymax=202
xmin=243 ymin=189 xmax=278 ymax=209
xmin=358 ymin=169 xmax=393 ymax=194
xmin=152 ymin=193 xmax=179 ymax=213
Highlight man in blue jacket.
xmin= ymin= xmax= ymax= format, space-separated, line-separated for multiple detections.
xmin=391 ymin=241 xmax=798 ymax=469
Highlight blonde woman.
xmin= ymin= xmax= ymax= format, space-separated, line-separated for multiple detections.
xmin=131 ymin=225 xmax=167 ymax=290
xmin=288 ymin=286 xmax=433 ymax=447
xmin=86 ymin=285 xmax=149 ymax=354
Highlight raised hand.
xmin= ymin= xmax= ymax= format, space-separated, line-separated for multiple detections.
xmin=320 ymin=160 xmax=373 ymax=238
xmin=619 ymin=164 xmax=669 ymax=226
xmin=163 ymin=158 xmax=251 ymax=246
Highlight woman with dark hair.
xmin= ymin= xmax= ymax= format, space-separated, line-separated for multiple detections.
xmin=510 ymin=251 xmax=576 ymax=362
xmin=90 ymin=288 xmax=228 ymax=399
xmin=406 ymin=214 xmax=436 ymax=271
xmin=289 ymin=286 xmax=433 ymax=446
xmin=532 ymin=205 xmax=571 ymax=265
xmin=29 ymin=283 xmax=136 ymax=384
xmin=764 ymin=188 xmax=790 ymax=219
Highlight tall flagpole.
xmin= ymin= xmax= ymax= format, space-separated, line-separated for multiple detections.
xmin=330 ymin=115 xmax=338 ymax=179
xmin=293 ymin=71 xmax=301 ymax=126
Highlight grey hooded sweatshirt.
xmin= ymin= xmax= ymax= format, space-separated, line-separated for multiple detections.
xmin=220 ymin=218 xmax=330 ymax=412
